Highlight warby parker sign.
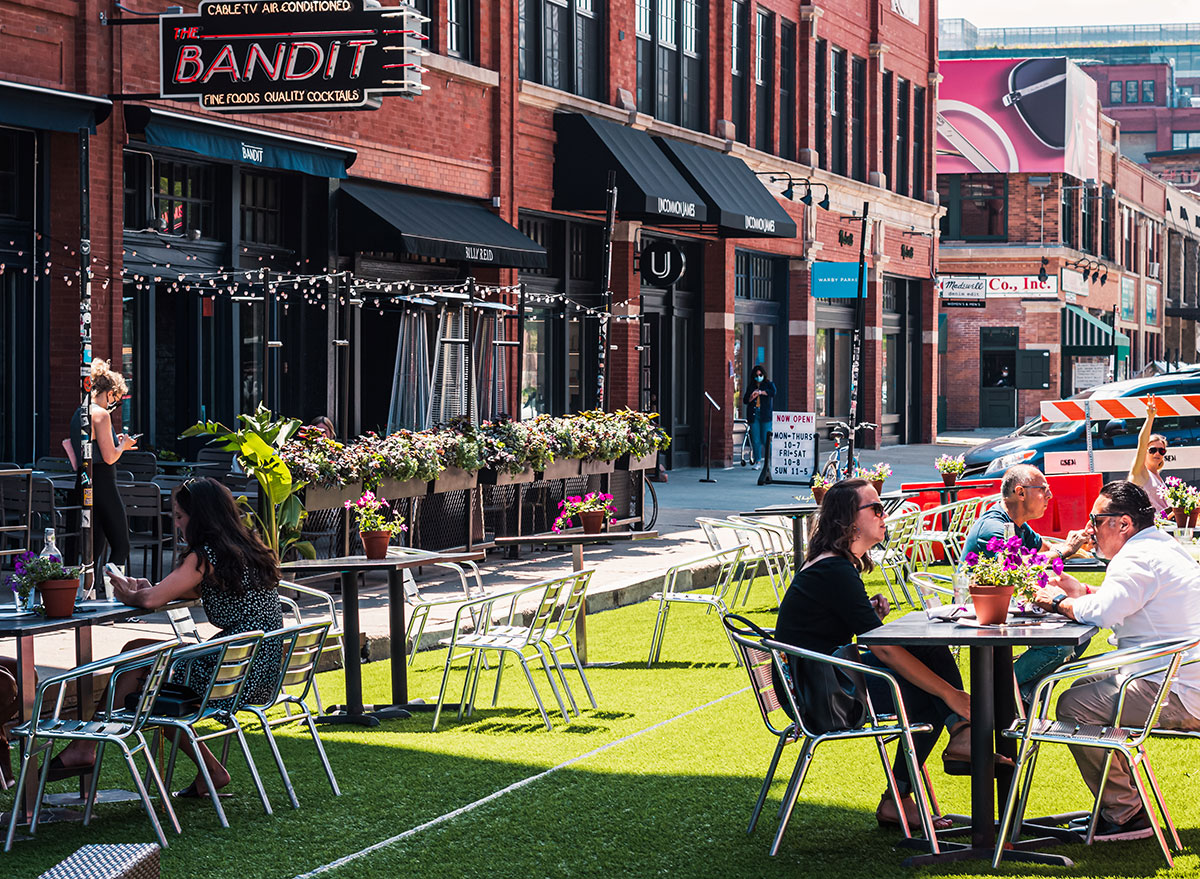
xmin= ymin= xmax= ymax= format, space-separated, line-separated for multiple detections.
xmin=159 ymin=0 xmax=427 ymax=112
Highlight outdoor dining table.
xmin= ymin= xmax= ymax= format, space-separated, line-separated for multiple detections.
xmin=0 ymin=598 xmax=198 ymax=821
xmin=492 ymin=529 xmax=659 ymax=664
xmin=857 ymin=610 xmax=1099 ymax=867
xmin=279 ymin=548 xmax=484 ymax=727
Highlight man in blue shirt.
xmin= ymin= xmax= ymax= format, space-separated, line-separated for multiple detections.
xmin=960 ymin=464 xmax=1089 ymax=704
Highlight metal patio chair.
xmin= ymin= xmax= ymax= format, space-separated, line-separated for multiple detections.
xmin=221 ymin=622 xmax=339 ymax=809
xmin=647 ymin=546 xmax=748 ymax=667
xmin=279 ymin=580 xmax=344 ymax=714
xmin=4 ymin=640 xmax=181 ymax=851
xmin=721 ymin=619 xmax=941 ymax=857
xmin=145 ymin=631 xmax=273 ymax=828
xmin=531 ymin=569 xmax=597 ymax=716
xmin=403 ymin=560 xmax=487 ymax=664
xmin=868 ymin=507 xmax=922 ymax=607
xmin=994 ymin=638 xmax=1200 ymax=868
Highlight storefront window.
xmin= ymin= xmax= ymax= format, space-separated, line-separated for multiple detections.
xmin=122 ymin=288 xmax=136 ymax=428
xmin=814 ymin=328 xmax=827 ymax=415
xmin=0 ymin=132 xmax=17 ymax=218
xmin=521 ymin=309 xmax=551 ymax=418
xmin=241 ymin=173 xmax=283 ymax=247
xmin=568 ymin=316 xmax=582 ymax=413
xmin=239 ymin=299 xmax=264 ymax=415
xmin=938 ymin=175 xmax=1007 ymax=241
xmin=156 ymin=160 xmax=215 ymax=237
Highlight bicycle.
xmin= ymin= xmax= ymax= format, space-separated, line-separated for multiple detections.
xmin=819 ymin=420 xmax=878 ymax=483
xmin=639 ymin=472 xmax=659 ymax=531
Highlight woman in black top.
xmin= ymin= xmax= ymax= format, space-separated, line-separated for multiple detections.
xmin=776 ymin=478 xmax=973 ymax=830
xmin=741 ymin=365 xmax=776 ymax=466
xmin=48 ymin=478 xmax=283 ymax=797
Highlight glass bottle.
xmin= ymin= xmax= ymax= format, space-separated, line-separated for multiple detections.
xmin=38 ymin=528 xmax=60 ymax=563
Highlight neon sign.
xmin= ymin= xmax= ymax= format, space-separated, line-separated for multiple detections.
xmin=159 ymin=0 xmax=428 ymax=112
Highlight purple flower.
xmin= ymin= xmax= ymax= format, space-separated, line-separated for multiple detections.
xmin=964 ymin=552 xmax=979 ymax=566
xmin=1051 ymin=557 xmax=1064 ymax=575
xmin=1037 ymin=572 xmax=1049 ymax=588
xmin=1006 ymin=535 xmax=1023 ymax=550
xmin=986 ymin=537 xmax=1002 ymax=553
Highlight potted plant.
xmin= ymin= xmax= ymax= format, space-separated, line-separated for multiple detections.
xmin=553 ymin=491 xmax=617 ymax=534
xmin=1164 ymin=477 xmax=1199 ymax=528
xmin=935 ymin=453 xmax=966 ymax=487
xmin=857 ymin=462 xmax=893 ymax=495
xmin=478 ymin=419 xmax=544 ymax=485
xmin=811 ymin=472 xmax=833 ymax=504
xmin=7 ymin=552 xmax=82 ymax=618
xmin=344 ymin=490 xmax=408 ymax=559
xmin=613 ymin=409 xmax=670 ymax=470
xmin=961 ymin=538 xmax=1063 ymax=625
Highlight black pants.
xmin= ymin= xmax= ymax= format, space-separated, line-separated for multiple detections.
xmin=89 ymin=471 xmax=130 ymax=567
xmin=861 ymin=644 xmax=962 ymax=796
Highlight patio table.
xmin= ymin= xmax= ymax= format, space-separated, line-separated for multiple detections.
xmin=857 ymin=610 xmax=1098 ymax=867
xmin=279 ymin=548 xmax=484 ymax=727
xmin=492 ymin=530 xmax=659 ymax=664
xmin=0 ymin=598 xmax=197 ymax=821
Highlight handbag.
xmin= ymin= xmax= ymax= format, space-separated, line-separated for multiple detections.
xmin=726 ymin=613 xmax=869 ymax=735
xmin=125 ymin=681 xmax=202 ymax=717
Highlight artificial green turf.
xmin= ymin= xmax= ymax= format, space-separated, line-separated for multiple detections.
xmin=5 ymin=570 xmax=1199 ymax=878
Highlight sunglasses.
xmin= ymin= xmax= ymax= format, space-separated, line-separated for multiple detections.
xmin=858 ymin=502 xmax=886 ymax=518
xmin=1089 ymin=512 xmax=1125 ymax=531
xmin=1149 ymin=447 xmax=1167 ymax=456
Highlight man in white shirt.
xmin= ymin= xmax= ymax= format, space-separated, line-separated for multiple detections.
xmin=1033 ymin=480 xmax=1200 ymax=842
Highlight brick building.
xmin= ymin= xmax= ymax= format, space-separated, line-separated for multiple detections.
xmin=0 ymin=0 xmax=940 ymax=470
xmin=936 ymin=58 xmax=1200 ymax=431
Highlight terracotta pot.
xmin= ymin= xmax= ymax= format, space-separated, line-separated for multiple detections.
xmin=1189 ymin=509 xmax=1199 ymax=529
xmin=942 ymin=473 xmax=957 ymax=487
xmin=871 ymin=479 xmax=885 ymax=495
xmin=38 ymin=578 xmax=78 ymax=619
xmin=580 ymin=511 xmax=605 ymax=534
xmin=360 ymin=530 xmax=391 ymax=560
xmin=969 ymin=583 xmax=1015 ymax=626
xmin=1174 ymin=507 xmax=1189 ymax=528
xmin=812 ymin=485 xmax=827 ymax=504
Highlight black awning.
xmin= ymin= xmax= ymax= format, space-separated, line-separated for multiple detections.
xmin=340 ymin=182 xmax=547 ymax=269
xmin=552 ymin=113 xmax=708 ymax=224
xmin=125 ymin=106 xmax=356 ymax=178
xmin=654 ymin=138 xmax=797 ymax=238
xmin=0 ymin=80 xmax=111 ymax=133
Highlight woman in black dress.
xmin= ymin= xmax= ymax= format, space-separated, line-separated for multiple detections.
xmin=775 ymin=478 xmax=976 ymax=830
xmin=49 ymin=478 xmax=283 ymax=796
xmin=70 ymin=359 xmax=138 ymax=573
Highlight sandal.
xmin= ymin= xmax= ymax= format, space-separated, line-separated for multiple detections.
xmin=875 ymin=795 xmax=953 ymax=832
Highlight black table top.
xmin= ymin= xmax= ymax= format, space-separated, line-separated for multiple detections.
xmin=857 ymin=610 xmax=1098 ymax=649
xmin=493 ymin=530 xmax=659 ymax=547
xmin=279 ymin=549 xmax=485 ymax=574
xmin=0 ymin=599 xmax=196 ymax=638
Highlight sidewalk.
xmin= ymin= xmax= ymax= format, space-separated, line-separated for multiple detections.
xmin=2 ymin=437 xmax=986 ymax=680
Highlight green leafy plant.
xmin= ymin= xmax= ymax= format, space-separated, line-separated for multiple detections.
xmin=6 ymin=552 xmax=81 ymax=604
xmin=182 ymin=404 xmax=315 ymax=560
xmin=344 ymin=490 xmax=408 ymax=536
xmin=934 ymin=454 xmax=966 ymax=476
xmin=553 ymin=491 xmax=616 ymax=533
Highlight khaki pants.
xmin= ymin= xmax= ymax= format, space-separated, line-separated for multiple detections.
xmin=1056 ymin=673 xmax=1200 ymax=824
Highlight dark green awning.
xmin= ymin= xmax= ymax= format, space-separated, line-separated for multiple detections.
xmin=0 ymin=80 xmax=111 ymax=133
xmin=125 ymin=106 xmax=356 ymax=178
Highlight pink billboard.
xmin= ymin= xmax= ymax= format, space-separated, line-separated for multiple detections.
xmin=938 ymin=58 xmax=1099 ymax=180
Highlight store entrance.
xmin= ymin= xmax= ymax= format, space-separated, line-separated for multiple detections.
xmin=641 ymin=291 xmax=699 ymax=469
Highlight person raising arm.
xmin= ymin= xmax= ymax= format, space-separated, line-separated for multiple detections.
xmin=1127 ymin=397 xmax=1169 ymax=514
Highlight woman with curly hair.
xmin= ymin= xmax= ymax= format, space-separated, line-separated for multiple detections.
xmin=47 ymin=477 xmax=283 ymax=797
xmin=69 ymin=358 xmax=137 ymax=571
xmin=774 ymin=478 xmax=981 ymax=831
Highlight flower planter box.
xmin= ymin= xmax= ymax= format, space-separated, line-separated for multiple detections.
xmin=377 ymin=477 xmax=428 ymax=500
xmin=580 ymin=458 xmax=615 ymax=476
xmin=304 ymin=481 xmax=363 ymax=511
xmin=479 ymin=466 xmax=536 ymax=486
xmin=538 ymin=458 xmax=581 ymax=480
xmin=430 ymin=467 xmax=478 ymax=494
xmin=616 ymin=452 xmax=657 ymax=471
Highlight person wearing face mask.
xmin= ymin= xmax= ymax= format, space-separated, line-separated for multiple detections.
xmin=741 ymin=365 xmax=776 ymax=468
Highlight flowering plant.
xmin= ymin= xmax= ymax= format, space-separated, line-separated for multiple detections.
xmin=344 ymin=490 xmax=408 ymax=536
xmin=552 ymin=491 xmax=616 ymax=533
xmin=6 ymin=553 xmax=81 ymax=603
xmin=962 ymin=536 xmax=1064 ymax=603
xmin=857 ymin=462 xmax=893 ymax=482
xmin=935 ymin=454 xmax=966 ymax=476
xmin=812 ymin=472 xmax=834 ymax=490
xmin=1164 ymin=476 xmax=1200 ymax=512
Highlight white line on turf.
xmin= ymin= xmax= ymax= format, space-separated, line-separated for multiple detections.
xmin=292 ymin=686 xmax=750 ymax=879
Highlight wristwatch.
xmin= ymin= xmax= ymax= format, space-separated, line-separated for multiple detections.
xmin=1049 ymin=592 xmax=1069 ymax=615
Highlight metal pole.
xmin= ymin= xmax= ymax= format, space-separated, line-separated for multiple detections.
xmin=845 ymin=201 xmax=870 ymax=480
xmin=78 ymin=129 xmax=94 ymax=596
xmin=598 ymin=170 xmax=618 ymax=411
xmin=516 ymin=283 xmax=526 ymax=420
xmin=1112 ymin=303 xmax=1119 ymax=382
xmin=466 ymin=278 xmax=475 ymax=424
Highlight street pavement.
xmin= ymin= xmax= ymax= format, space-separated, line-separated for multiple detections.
xmin=2 ymin=437 xmax=986 ymax=685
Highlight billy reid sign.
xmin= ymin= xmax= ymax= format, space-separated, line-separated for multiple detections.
xmin=159 ymin=0 xmax=428 ymax=112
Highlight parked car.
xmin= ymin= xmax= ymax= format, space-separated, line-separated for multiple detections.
xmin=962 ymin=369 xmax=1200 ymax=481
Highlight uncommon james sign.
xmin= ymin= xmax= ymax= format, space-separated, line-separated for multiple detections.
xmin=159 ymin=0 xmax=427 ymax=112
